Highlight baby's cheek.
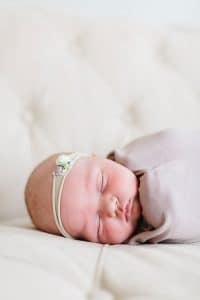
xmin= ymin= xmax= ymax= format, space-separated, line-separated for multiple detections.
xmin=104 ymin=220 xmax=131 ymax=244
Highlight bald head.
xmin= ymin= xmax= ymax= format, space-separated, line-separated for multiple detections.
xmin=24 ymin=154 xmax=61 ymax=235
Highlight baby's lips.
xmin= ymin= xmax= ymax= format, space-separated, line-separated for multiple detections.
xmin=125 ymin=199 xmax=132 ymax=222
xmin=134 ymin=175 xmax=139 ymax=194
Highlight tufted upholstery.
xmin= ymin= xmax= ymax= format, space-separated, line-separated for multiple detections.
xmin=1 ymin=6 xmax=200 ymax=221
xmin=1 ymin=5 xmax=200 ymax=300
xmin=1 ymin=219 xmax=200 ymax=300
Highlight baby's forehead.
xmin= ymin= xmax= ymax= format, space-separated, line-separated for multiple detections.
xmin=63 ymin=155 xmax=106 ymax=187
xmin=77 ymin=155 xmax=105 ymax=168
xmin=82 ymin=155 xmax=117 ymax=173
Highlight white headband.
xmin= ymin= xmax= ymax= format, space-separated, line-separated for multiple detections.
xmin=52 ymin=152 xmax=90 ymax=238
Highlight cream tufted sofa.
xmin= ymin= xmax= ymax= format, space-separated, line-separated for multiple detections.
xmin=1 ymin=5 xmax=200 ymax=300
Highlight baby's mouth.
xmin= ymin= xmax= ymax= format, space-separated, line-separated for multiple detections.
xmin=125 ymin=198 xmax=132 ymax=222
xmin=128 ymin=195 xmax=142 ymax=223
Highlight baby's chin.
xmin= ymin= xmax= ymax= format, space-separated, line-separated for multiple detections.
xmin=133 ymin=173 xmax=139 ymax=196
xmin=131 ymin=196 xmax=142 ymax=227
xmin=129 ymin=173 xmax=140 ymax=217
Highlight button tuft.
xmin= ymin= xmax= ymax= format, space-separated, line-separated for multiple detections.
xmin=23 ymin=109 xmax=34 ymax=124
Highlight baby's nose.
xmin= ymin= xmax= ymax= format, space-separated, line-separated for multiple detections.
xmin=101 ymin=195 xmax=120 ymax=218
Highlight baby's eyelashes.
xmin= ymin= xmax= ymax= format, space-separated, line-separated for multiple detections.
xmin=96 ymin=213 xmax=101 ymax=242
xmin=101 ymin=173 xmax=107 ymax=192
xmin=97 ymin=172 xmax=102 ymax=192
xmin=97 ymin=171 xmax=106 ymax=192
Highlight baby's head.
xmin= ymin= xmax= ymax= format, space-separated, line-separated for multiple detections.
xmin=25 ymin=152 xmax=141 ymax=244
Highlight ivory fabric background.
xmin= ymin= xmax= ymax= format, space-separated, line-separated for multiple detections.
xmin=0 ymin=4 xmax=200 ymax=300
xmin=0 ymin=5 xmax=200 ymax=220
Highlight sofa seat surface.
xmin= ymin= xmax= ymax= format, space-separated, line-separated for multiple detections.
xmin=1 ymin=218 xmax=200 ymax=300
xmin=0 ymin=5 xmax=200 ymax=300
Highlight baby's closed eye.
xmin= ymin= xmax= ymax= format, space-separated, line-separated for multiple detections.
xmin=97 ymin=213 xmax=103 ymax=243
xmin=97 ymin=171 xmax=107 ymax=193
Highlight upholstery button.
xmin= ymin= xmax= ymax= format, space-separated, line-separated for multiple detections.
xmin=23 ymin=109 xmax=34 ymax=124
xmin=88 ymin=288 xmax=114 ymax=300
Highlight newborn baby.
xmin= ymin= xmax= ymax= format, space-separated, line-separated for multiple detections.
xmin=25 ymin=152 xmax=141 ymax=244
xmin=25 ymin=128 xmax=200 ymax=245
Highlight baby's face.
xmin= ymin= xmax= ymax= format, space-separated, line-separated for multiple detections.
xmin=60 ymin=156 xmax=141 ymax=244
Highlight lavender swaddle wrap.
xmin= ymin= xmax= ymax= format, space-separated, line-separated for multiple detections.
xmin=110 ymin=128 xmax=200 ymax=244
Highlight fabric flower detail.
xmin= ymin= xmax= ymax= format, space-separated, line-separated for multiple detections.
xmin=54 ymin=152 xmax=88 ymax=176
xmin=56 ymin=154 xmax=72 ymax=173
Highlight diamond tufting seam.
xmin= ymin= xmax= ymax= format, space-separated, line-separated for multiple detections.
xmin=87 ymin=244 xmax=108 ymax=299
